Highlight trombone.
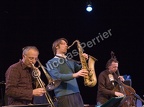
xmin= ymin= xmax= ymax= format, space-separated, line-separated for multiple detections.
xmin=31 ymin=59 xmax=61 ymax=107
xmin=31 ymin=63 xmax=55 ymax=107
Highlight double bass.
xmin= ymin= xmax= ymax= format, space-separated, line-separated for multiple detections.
xmin=113 ymin=69 xmax=136 ymax=107
xmin=110 ymin=51 xmax=136 ymax=107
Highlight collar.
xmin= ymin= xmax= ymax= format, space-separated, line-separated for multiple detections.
xmin=55 ymin=54 xmax=67 ymax=58
xmin=20 ymin=59 xmax=31 ymax=70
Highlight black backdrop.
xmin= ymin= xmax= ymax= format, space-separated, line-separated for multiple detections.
xmin=0 ymin=0 xmax=144 ymax=105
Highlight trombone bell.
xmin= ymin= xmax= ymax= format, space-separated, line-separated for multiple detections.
xmin=46 ymin=79 xmax=61 ymax=91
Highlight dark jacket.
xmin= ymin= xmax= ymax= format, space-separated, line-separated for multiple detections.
xmin=97 ymin=70 xmax=120 ymax=104
xmin=5 ymin=60 xmax=33 ymax=105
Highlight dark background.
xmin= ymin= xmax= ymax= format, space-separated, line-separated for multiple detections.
xmin=0 ymin=0 xmax=144 ymax=105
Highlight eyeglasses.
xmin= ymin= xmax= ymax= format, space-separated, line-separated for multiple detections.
xmin=24 ymin=55 xmax=38 ymax=61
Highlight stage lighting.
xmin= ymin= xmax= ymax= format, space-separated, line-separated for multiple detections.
xmin=86 ymin=1 xmax=92 ymax=12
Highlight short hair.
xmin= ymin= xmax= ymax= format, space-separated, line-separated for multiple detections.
xmin=22 ymin=46 xmax=39 ymax=55
xmin=52 ymin=38 xmax=68 ymax=55
xmin=106 ymin=58 xmax=119 ymax=69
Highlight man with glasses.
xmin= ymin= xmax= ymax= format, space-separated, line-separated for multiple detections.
xmin=5 ymin=46 xmax=46 ymax=105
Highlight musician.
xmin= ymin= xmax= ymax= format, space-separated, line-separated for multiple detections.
xmin=46 ymin=38 xmax=89 ymax=107
xmin=96 ymin=57 xmax=125 ymax=106
xmin=5 ymin=46 xmax=46 ymax=105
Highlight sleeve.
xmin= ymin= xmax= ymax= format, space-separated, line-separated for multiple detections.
xmin=74 ymin=61 xmax=82 ymax=72
xmin=98 ymin=72 xmax=115 ymax=96
xmin=5 ymin=67 xmax=33 ymax=101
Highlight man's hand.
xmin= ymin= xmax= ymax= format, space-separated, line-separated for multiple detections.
xmin=33 ymin=88 xmax=46 ymax=96
xmin=73 ymin=69 xmax=88 ymax=78
xmin=115 ymin=91 xmax=125 ymax=97
xmin=118 ymin=76 xmax=125 ymax=82
xmin=82 ymin=53 xmax=89 ymax=59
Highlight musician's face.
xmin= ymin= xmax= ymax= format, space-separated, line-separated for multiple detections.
xmin=23 ymin=49 xmax=39 ymax=67
xmin=108 ymin=62 xmax=118 ymax=73
xmin=56 ymin=40 xmax=68 ymax=54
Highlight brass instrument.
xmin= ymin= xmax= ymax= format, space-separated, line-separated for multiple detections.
xmin=68 ymin=40 xmax=97 ymax=87
xmin=37 ymin=59 xmax=61 ymax=91
xmin=31 ymin=63 xmax=55 ymax=107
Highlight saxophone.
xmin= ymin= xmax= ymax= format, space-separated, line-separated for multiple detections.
xmin=68 ymin=40 xmax=97 ymax=87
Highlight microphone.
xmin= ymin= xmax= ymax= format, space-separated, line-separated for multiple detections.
xmin=108 ymin=74 xmax=115 ymax=86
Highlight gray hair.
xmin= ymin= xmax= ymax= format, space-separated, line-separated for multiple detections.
xmin=22 ymin=46 xmax=39 ymax=55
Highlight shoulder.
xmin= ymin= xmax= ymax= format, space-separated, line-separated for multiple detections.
xmin=99 ymin=70 xmax=109 ymax=78
xmin=5 ymin=61 xmax=21 ymax=75
xmin=99 ymin=70 xmax=107 ymax=74
xmin=8 ymin=61 xmax=21 ymax=70
xmin=46 ymin=58 xmax=64 ymax=68
xmin=47 ymin=57 xmax=60 ymax=63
